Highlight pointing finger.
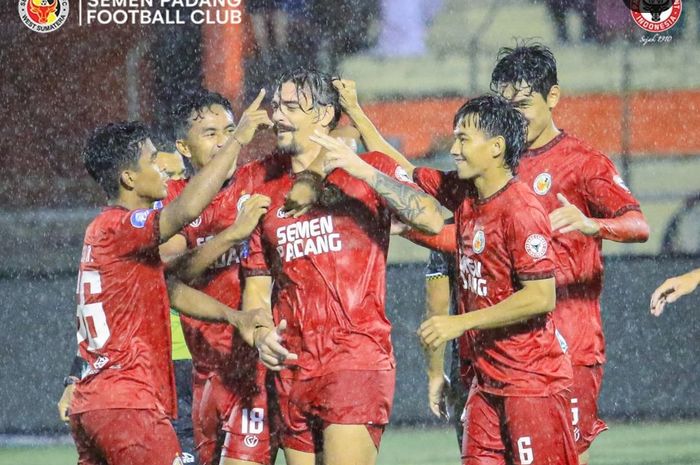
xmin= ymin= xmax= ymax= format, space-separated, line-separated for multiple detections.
xmin=248 ymin=88 xmax=266 ymax=111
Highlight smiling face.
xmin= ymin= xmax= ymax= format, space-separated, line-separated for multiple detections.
xmin=271 ymin=81 xmax=334 ymax=156
xmin=177 ymin=104 xmax=236 ymax=170
xmin=450 ymin=116 xmax=502 ymax=181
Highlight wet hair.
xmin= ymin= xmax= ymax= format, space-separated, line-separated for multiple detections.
xmin=149 ymin=125 xmax=177 ymax=153
xmin=150 ymin=124 xmax=193 ymax=177
xmin=83 ymin=121 xmax=150 ymax=198
xmin=490 ymin=41 xmax=558 ymax=98
xmin=453 ymin=95 xmax=528 ymax=172
xmin=171 ymin=88 xmax=234 ymax=139
xmin=274 ymin=68 xmax=341 ymax=129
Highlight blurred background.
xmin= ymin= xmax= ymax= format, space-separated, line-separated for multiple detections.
xmin=1 ymin=0 xmax=699 ymax=464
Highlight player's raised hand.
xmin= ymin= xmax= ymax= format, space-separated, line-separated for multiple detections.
xmin=549 ymin=193 xmax=600 ymax=236
xmin=418 ymin=315 xmax=466 ymax=350
xmin=309 ymin=130 xmax=372 ymax=179
xmin=231 ymin=194 xmax=271 ymax=238
xmin=232 ymin=89 xmax=273 ymax=146
xmin=57 ymin=383 xmax=76 ymax=423
xmin=427 ymin=374 xmax=449 ymax=420
xmin=255 ymin=319 xmax=298 ymax=371
xmin=332 ymin=78 xmax=360 ymax=112
xmin=650 ymin=269 xmax=700 ymax=316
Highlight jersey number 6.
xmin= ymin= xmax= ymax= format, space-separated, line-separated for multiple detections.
xmin=76 ymin=270 xmax=111 ymax=351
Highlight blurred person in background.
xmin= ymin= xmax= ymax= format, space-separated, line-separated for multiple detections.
xmin=374 ymin=0 xmax=444 ymax=57
xmin=545 ymin=0 xmax=600 ymax=44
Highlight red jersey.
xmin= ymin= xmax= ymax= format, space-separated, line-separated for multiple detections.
xmin=71 ymin=207 xmax=176 ymax=417
xmin=517 ymin=132 xmax=642 ymax=366
xmin=242 ymin=152 xmax=417 ymax=380
xmin=414 ymin=169 xmax=572 ymax=397
xmin=161 ymin=163 xmax=267 ymax=381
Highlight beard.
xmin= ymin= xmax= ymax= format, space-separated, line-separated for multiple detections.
xmin=275 ymin=131 xmax=303 ymax=156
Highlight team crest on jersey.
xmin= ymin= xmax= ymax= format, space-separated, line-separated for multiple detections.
xmin=130 ymin=209 xmax=150 ymax=228
xmin=244 ymin=435 xmax=259 ymax=448
xmin=533 ymin=172 xmax=552 ymax=196
xmin=189 ymin=216 xmax=202 ymax=228
xmin=525 ymin=234 xmax=548 ymax=259
xmin=394 ymin=166 xmax=412 ymax=183
xmin=237 ymin=193 xmax=251 ymax=211
xmin=613 ymin=175 xmax=631 ymax=193
xmin=472 ymin=230 xmax=486 ymax=254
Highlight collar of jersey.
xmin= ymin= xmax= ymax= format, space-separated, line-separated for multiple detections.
xmin=522 ymin=131 xmax=567 ymax=158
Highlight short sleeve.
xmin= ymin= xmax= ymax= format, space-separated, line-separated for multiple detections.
xmin=241 ymin=223 xmax=271 ymax=277
xmin=506 ymin=203 xmax=557 ymax=281
xmin=111 ymin=208 xmax=162 ymax=257
xmin=425 ymin=250 xmax=452 ymax=279
xmin=413 ymin=167 xmax=469 ymax=212
xmin=583 ymin=155 xmax=641 ymax=218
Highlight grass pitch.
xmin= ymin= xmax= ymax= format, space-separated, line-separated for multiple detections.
xmin=1 ymin=421 xmax=698 ymax=465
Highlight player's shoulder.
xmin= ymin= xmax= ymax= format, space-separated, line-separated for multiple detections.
xmin=507 ymin=179 xmax=550 ymax=213
xmin=85 ymin=207 xmax=137 ymax=239
xmin=561 ymin=133 xmax=613 ymax=167
xmin=360 ymin=150 xmax=399 ymax=170
xmin=240 ymin=153 xmax=290 ymax=185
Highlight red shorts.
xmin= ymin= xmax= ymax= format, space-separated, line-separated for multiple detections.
xmin=69 ymin=408 xmax=182 ymax=465
xmin=570 ymin=364 xmax=608 ymax=454
xmin=220 ymin=367 xmax=280 ymax=464
xmin=462 ymin=388 xmax=578 ymax=465
xmin=276 ymin=369 xmax=395 ymax=454
xmin=191 ymin=371 xmax=210 ymax=463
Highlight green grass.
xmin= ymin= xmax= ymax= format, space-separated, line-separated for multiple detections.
xmin=2 ymin=422 xmax=699 ymax=465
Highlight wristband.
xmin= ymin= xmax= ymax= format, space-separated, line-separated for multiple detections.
xmin=231 ymin=134 xmax=244 ymax=148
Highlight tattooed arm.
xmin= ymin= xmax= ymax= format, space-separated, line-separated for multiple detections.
xmin=309 ymin=131 xmax=444 ymax=234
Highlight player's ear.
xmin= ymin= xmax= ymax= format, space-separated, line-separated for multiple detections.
xmin=176 ymin=139 xmax=192 ymax=159
xmin=119 ymin=169 xmax=136 ymax=191
xmin=491 ymin=135 xmax=505 ymax=159
xmin=546 ymin=85 xmax=560 ymax=111
xmin=319 ymin=104 xmax=336 ymax=129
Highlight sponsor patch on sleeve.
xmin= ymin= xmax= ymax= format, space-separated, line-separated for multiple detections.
xmin=130 ymin=209 xmax=151 ymax=229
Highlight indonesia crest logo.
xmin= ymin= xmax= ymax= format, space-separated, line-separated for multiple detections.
xmin=533 ymin=172 xmax=552 ymax=196
xmin=18 ymin=0 xmax=69 ymax=33
xmin=628 ymin=0 xmax=682 ymax=33
xmin=472 ymin=230 xmax=485 ymax=254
